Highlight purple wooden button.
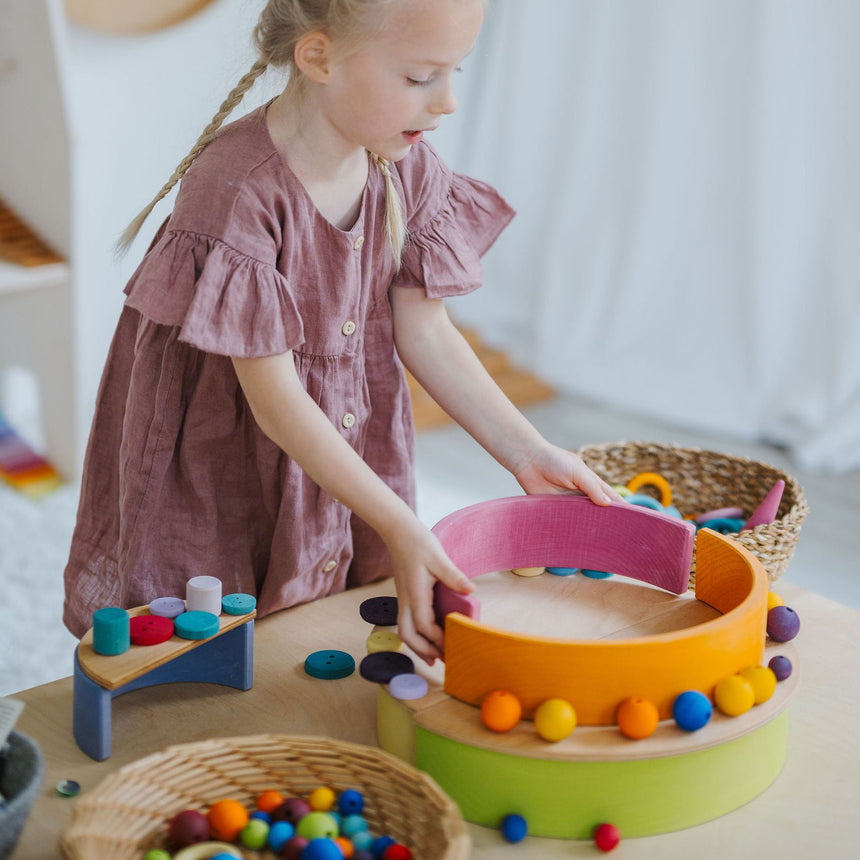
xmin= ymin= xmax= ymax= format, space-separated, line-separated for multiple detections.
xmin=388 ymin=673 xmax=429 ymax=701
xmin=359 ymin=652 xmax=414 ymax=683
xmin=149 ymin=596 xmax=186 ymax=619
xmin=359 ymin=596 xmax=398 ymax=626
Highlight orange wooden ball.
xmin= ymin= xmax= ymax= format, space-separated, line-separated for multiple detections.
xmin=335 ymin=836 xmax=355 ymax=857
xmin=255 ymin=790 xmax=285 ymax=813
xmin=480 ymin=689 xmax=523 ymax=732
xmin=616 ymin=696 xmax=660 ymax=739
xmin=207 ymin=798 xmax=249 ymax=842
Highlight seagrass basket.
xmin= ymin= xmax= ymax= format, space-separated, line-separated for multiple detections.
xmin=577 ymin=441 xmax=809 ymax=587
xmin=61 ymin=734 xmax=470 ymax=860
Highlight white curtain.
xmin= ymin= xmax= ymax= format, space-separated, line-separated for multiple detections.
xmin=435 ymin=0 xmax=860 ymax=475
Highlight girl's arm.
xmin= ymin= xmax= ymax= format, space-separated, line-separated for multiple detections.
xmin=232 ymin=351 xmax=473 ymax=664
xmin=390 ymin=285 xmax=621 ymax=501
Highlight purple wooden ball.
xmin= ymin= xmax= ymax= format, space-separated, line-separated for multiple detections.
xmin=166 ymin=809 xmax=209 ymax=849
xmin=767 ymin=605 xmax=800 ymax=642
xmin=271 ymin=797 xmax=312 ymax=825
xmin=768 ymin=655 xmax=793 ymax=681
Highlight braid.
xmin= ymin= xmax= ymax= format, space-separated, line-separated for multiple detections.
xmin=371 ymin=152 xmax=407 ymax=268
xmin=115 ymin=60 xmax=269 ymax=256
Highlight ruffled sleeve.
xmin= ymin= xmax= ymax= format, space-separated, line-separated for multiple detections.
xmin=392 ymin=143 xmax=515 ymax=298
xmin=124 ymin=227 xmax=304 ymax=357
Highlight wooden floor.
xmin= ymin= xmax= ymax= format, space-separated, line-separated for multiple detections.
xmin=407 ymin=325 xmax=555 ymax=430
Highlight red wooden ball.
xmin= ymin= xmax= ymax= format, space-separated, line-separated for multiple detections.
xmin=594 ymin=822 xmax=621 ymax=852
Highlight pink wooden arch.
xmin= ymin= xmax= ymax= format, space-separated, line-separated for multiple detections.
xmin=432 ymin=495 xmax=696 ymax=625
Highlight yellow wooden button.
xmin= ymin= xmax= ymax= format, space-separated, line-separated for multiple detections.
xmin=342 ymin=413 xmax=356 ymax=429
xmin=366 ymin=628 xmax=403 ymax=654
xmin=323 ymin=560 xmax=337 ymax=572
xmin=353 ymin=236 xmax=365 ymax=250
xmin=512 ymin=567 xmax=546 ymax=577
xmin=342 ymin=320 xmax=356 ymax=336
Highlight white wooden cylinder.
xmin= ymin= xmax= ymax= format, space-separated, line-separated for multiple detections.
xmin=185 ymin=575 xmax=222 ymax=615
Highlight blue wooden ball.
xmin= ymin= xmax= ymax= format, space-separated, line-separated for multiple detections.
xmin=267 ymin=820 xmax=295 ymax=851
xmin=500 ymin=813 xmax=528 ymax=843
xmin=672 ymin=690 xmax=713 ymax=732
xmin=768 ymin=654 xmax=793 ymax=681
xmin=300 ymin=837 xmax=344 ymax=859
xmin=767 ymin=606 xmax=800 ymax=642
xmin=338 ymin=788 xmax=365 ymax=816
xmin=370 ymin=835 xmax=397 ymax=858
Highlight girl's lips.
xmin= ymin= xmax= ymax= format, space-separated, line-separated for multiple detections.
xmin=403 ymin=130 xmax=424 ymax=143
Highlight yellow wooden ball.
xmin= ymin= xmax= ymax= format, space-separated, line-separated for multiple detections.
xmin=308 ymin=786 xmax=336 ymax=812
xmin=534 ymin=698 xmax=577 ymax=742
xmin=714 ymin=675 xmax=755 ymax=717
xmin=767 ymin=592 xmax=785 ymax=611
xmin=740 ymin=665 xmax=778 ymax=704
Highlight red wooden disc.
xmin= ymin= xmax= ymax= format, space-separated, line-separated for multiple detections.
xmin=129 ymin=614 xmax=175 ymax=646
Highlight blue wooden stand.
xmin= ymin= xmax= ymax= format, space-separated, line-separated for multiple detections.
xmin=73 ymin=619 xmax=254 ymax=761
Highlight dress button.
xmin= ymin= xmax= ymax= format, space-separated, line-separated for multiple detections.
xmin=341 ymin=412 xmax=356 ymax=429
xmin=323 ymin=560 xmax=337 ymax=572
xmin=341 ymin=320 xmax=356 ymax=336
xmin=353 ymin=235 xmax=365 ymax=250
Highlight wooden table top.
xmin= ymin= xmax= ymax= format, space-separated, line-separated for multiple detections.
xmin=9 ymin=578 xmax=860 ymax=858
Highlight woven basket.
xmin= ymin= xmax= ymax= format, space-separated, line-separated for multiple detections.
xmin=577 ymin=441 xmax=809 ymax=587
xmin=61 ymin=734 xmax=470 ymax=860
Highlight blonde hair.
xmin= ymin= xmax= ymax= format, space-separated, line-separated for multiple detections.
xmin=116 ymin=0 xmax=407 ymax=265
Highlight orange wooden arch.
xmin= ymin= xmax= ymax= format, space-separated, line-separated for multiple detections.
xmin=440 ymin=526 xmax=768 ymax=725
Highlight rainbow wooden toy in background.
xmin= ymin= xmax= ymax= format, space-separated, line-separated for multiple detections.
xmin=0 ymin=411 xmax=62 ymax=498
xmin=377 ymin=493 xmax=802 ymax=842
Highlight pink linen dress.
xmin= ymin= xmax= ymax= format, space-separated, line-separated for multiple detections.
xmin=62 ymin=102 xmax=514 ymax=637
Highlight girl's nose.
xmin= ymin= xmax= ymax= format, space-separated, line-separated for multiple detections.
xmin=431 ymin=82 xmax=458 ymax=116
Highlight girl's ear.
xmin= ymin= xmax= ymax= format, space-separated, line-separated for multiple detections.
xmin=294 ymin=31 xmax=334 ymax=83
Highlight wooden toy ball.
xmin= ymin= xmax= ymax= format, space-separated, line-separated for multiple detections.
xmin=167 ymin=809 xmax=209 ymax=849
xmin=256 ymin=790 xmax=285 ymax=813
xmin=533 ymin=698 xmax=577 ymax=742
xmin=616 ymin=696 xmax=659 ymax=739
xmin=766 ymin=592 xmax=785 ymax=611
xmin=480 ymin=690 xmax=522 ymax=733
xmin=206 ymin=798 xmax=249 ymax=842
xmin=714 ymin=675 xmax=755 ymax=717
xmin=672 ymin=690 xmax=713 ymax=732
xmin=769 ymin=654 xmax=793 ymax=681
xmin=594 ymin=822 xmax=621 ymax=852
xmin=740 ymin=665 xmax=778 ymax=704
xmin=307 ymin=787 xmax=336 ymax=811
xmin=500 ymin=813 xmax=528 ymax=843
xmin=767 ymin=606 xmax=800 ymax=642
xmin=300 ymin=837 xmax=344 ymax=859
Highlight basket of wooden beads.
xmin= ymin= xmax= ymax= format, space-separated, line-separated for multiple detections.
xmin=60 ymin=734 xmax=470 ymax=860
xmin=577 ymin=441 xmax=809 ymax=586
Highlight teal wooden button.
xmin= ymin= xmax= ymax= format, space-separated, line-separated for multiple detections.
xmin=221 ymin=593 xmax=257 ymax=615
xmin=582 ymin=569 xmax=613 ymax=579
xmin=304 ymin=650 xmax=355 ymax=680
xmin=174 ymin=610 xmax=220 ymax=640
xmin=546 ymin=567 xmax=579 ymax=576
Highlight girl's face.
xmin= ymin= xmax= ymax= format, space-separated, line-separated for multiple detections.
xmin=319 ymin=0 xmax=485 ymax=161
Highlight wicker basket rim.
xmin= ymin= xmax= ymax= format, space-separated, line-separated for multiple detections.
xmin=63 ymin=733 xmax=470 ymax=860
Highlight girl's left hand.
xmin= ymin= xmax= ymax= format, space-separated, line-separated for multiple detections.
xmin=512 ymin=442 xmax=622 ymax=504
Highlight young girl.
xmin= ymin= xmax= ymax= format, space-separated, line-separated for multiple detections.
xmin=63 ymin=0 xmax=619 ymax=663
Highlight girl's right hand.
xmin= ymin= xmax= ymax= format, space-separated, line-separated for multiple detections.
xmin=384 ymin=521 xmax=474 ymax=665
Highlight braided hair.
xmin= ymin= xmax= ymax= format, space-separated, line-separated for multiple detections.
xmin=117 ymin=0 xmax=407 ymax=265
